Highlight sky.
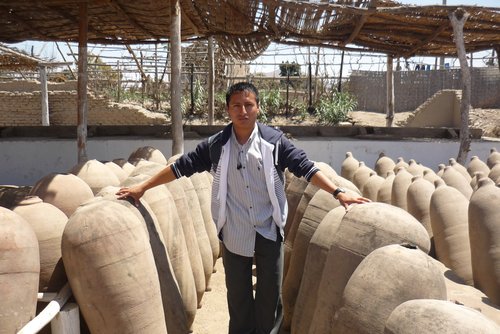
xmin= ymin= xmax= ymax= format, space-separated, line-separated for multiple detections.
xmin=4 ymin=0 xmax=499 ymax=80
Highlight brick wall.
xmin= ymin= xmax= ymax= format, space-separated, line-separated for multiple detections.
xmin=0 ymin=80 xmax=167 ymax=126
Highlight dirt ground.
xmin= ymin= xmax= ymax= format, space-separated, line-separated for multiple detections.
xmin=188 ymin=108 xmax=500 ymax=139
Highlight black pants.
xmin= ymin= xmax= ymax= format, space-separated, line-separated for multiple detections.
xmin=222 ymin=231 xmax=283 ymax=334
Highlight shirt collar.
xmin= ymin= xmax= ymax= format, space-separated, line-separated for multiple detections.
xmin=231 ymin=123 xmax=259 ymax=149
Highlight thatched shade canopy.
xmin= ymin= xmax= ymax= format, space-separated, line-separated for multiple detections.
xmin=0 ymin=1 xmax=498 ymax=60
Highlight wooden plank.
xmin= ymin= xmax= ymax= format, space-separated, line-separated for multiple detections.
xmin=77 ymin=2 xmax=88 ymax=163
xmin=386 ymin=56 xmax=394 ymax=127
xmin=170 ymin=0 xmax=184 ymax=155
xmin=51 ymin=303 xmax=80 ymax=334
xmin=39 ymin=65 xmax=49 ymax=126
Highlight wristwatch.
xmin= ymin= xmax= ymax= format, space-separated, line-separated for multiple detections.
xmin=332 ymin=187 xmax=346 ymax=199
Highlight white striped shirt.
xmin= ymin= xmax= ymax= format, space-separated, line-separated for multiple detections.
xmin=222 ymin=125 xmax=277 ymax=257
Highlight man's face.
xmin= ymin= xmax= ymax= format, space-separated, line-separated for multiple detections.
xmin=227 ymin=90 xmax=259 ymax=130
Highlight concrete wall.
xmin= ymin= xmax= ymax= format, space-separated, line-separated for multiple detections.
xmin=1 ymin=136 xmax=497 ymax=186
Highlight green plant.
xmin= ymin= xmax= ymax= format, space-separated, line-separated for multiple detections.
xmin=259 ymin=88 xmax=282 ymax=121
xmin=314 ymin=91 xmax=357 ymax=125
xmin=182 ymin=79 xmax=207 ymax=115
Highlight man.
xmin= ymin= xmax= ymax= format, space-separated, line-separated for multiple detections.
xmin=116 ymin=82 xmax=369 ymax=334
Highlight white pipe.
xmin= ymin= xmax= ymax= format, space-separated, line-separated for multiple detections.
xmin=18 ymin=283 xmax=72 ymax=334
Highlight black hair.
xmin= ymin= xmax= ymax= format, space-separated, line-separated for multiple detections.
xmin=225 ymin=82 xmax=259 ymax=107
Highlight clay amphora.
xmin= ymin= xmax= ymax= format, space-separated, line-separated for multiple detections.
xmin=391 ymin=167 xmax=413 ymax=210
xmin=291 ymin=206 xmax=346 ymax=334
xmin=468 ymin=177 xmax=500 ymax=304
xmin=393 ymin=157 xmax=409 ymax=172
xmin=385 ymin=299 xmax=499 ymax=334
xmin=436 ymin=163 xmax=446 ymax=177
xmin=423 ymin=169 xmax=442 ymax=185
xmin=284 ymin=175 xmax=308 ymax=239
xmin=376 ymin=170 xmax=395 ymax=204
xmin=69 ymin=159 xmax=120 ymax=195
xmin=441 ymin=165 xmax=473 ymax=199
xmin=374 ymin=152 xmax=395 ymax=177
xmin=282 ymin=189 xmax=341 ymax=330
xmin=449 ymin=157 xmax=472 ymax=182
xmin=406 ymin=175 xmax=434 ymax=241
xmin=332 ymin=244 xmax=446 ymax=334
xmin=470 ymin=171 xmax=484 ymax=191
xmin=488 ymin=161 xmax=500 ymax=183
xmin=361 ymin=171 xmax=384 ymax=201
xmin=467 ymin=155 xmax=490 ymax=178
xmin=406 ymin=159 xmax=424 ymax=177
xmin=0 ymin=207 xmax=39 ymax=334
xmin=12 ymin=196 xmax=67 ymax=292
xmin=340 ymin=152 xmax=358 ymax=181
xmin=112 ymin=158 xmax=135 ymax=176
xmin=29 ymin=173 xmax=94 ymax=217
xmin=62 ymin=199 xmax=168 ymax=333
xmin=308 ymin=203 xmax=431 ymax=334
xmin=103 ymin=161 xmax=127 ymax=182
xmin=351 ymin=161 xmax=373 ymax=191
xmin=487 ymin=147 xmax=500 ymax=169
xmin=429 ymin=179 xmax=473 ymax=284
xmin=128 ymin=145 xmax=167 ymax=165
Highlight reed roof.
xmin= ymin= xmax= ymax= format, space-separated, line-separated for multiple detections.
xmin=0 ymin=0 xmax=498 ymax=60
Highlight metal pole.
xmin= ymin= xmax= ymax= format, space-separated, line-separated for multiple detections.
xmin=337 ymin=50 xmax=345 ymax=92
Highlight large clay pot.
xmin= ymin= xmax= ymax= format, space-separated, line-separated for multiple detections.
xmin=467 ymin=155 xmax=490 ymax=178
xmin=61 ymin=199 xmax=168 ymax=334
xmin=441 ymin=165 xmax=473 ymax=199
xmin=29 ymin=173 xmax=94 ymax=217
xmin=449 ymin=158 xmax=472 ymax=182
xmin=376 ymin=170 xmax=395 ymax=204
xmin=430 ymin=179 xmax=473 ymax=284
xmin=103 ymin=161 xmax=128 ymax=182
xmin=423 ymin=169 xmax=442 ymax=185
xmin=128 ymin=146 xmax=167 ymax=165
xmin=436 ymin=260 xmax=500 ymax=326
xmin=12 ymin=196 xmax=67 ymax=292
xmin=284 ymin=175 xmax=308 ymax=239
xmin=112 ymin=158 xmax=135 ymax=176
xmin=374 ymin=152 xmax=395 ymax=177
xmin=176 ymin=176 xmax=214 ymax=295
xmin=308 ymin=203 xmax=431 ymax=334
xmin=291 ymin=206 xmax=346 ymax=334
xmin=391 ymin=167 xmax=413 ymax=210
xmin=332 ymin=244 xmax=446 ymax=334
xmin=487 ymin=147 xmax=500 ymax=169
xmin=340 ymin=152 xmax=358 ymax=181
xmin=69 ymin=159 xmax=121 ymax=195
xmin=96 ymin=186 xmax=189 ymax=333
xmin=488 ymin=161 xmax=500 ymax=183
xmin=393 ymin=157 xmax=409 ymax=172
xmin=436 ymin=163 xmax=446 ymax=177
xmin=406 ymin=175 xmax=434 ymax=242
xmin=470 ymin=171 xmax=485 ymax=191
xmin=123 ymin=174 xmax=197 ymax=327
xmin=0 ymin=207 xmax=40 ymax=334
xmin=282 ymin=189 xmax=341 ymax=330
xmin=469 ymin=177 xmax=500 ymax=304
xmin=406 ymin=159 xmax=424 ymax=177
xmin=190 ymin=172 xmax=219 ymax=267
xmin=385 ymin=299 xmax=499 ymax=334
xmin=361 ymin=171 xmax=384 ymax=201
xmin=351 ymin=161 xmax=373 ymax=191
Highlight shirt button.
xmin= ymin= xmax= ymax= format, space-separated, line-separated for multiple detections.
xmin=250 ymin=206 xmax=253 ymax=209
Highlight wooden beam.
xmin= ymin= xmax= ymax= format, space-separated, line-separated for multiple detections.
xmin=170 ymin=0 xmax=184 ymax=155
xmin=402 ymin=21 xmax=449 ymax=58
xmin=340 ymin=9 xmax=373 ymax=47
xmin=449 ymin=8 xmax=471 ymax=164
xmin=39 ymin=65 xmax=50 ymax=126
xmin=207 ymin=36 xmax=214 ymax=125
xmin=125 ymin=45 xmax=148 ymax=81
xmin=386 ymin=55 xmax=394 ymax=127
xmin=77 ymin=2 xmax=88 ymax=163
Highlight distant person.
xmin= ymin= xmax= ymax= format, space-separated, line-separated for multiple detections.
xmin=117 ymin=82 xmax=370 ymax=334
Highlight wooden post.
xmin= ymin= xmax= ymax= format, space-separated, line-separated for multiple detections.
xmin=170 ymin=0 xmax=184 ymax=155
xmin=77 ymin=2 xmax=88 ymax=163
xmin=39 ymin=65 xmax=49 ymax=126
xmin=386 ymin=55 xmax=395 ymax=127
xmin=449 ymin=8 xmax=471 ymax=164
xmin=208 ymin=36 xmax=215 ymax=125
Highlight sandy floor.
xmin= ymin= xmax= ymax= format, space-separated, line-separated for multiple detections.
xmin=192 ymin=259 xmax=229 ymax=334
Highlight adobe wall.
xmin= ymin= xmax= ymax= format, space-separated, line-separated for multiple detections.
xmin=348 ymin=67 xmax=500 ymax=112
xmin=403 ymin=90 xmax=462 ymax=128
xmin=0 ymin=80 xmax=167 ymax=126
